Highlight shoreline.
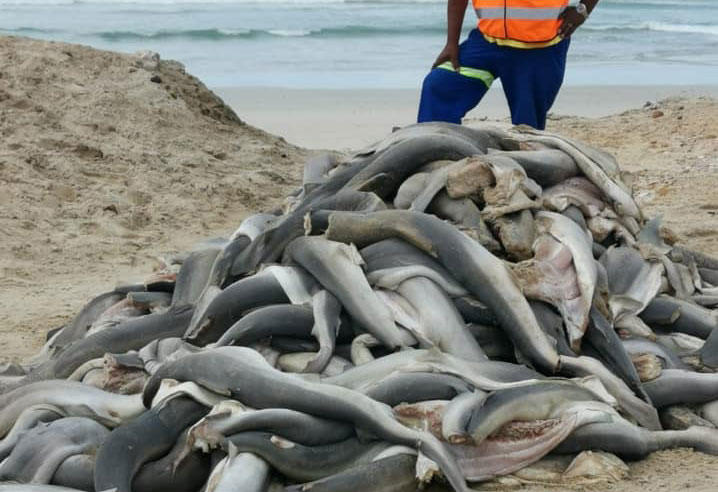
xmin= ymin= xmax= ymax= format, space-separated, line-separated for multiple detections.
xmin=215 ymin=84 xmax=718 ymax=150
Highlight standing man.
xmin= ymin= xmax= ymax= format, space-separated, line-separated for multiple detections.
xmin=418 ymin=0 xmax=598 ymax=130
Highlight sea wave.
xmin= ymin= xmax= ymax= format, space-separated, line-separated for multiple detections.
xmin=7 ymin=22 xmax=716 ymax=41
xmin=29 ymin=20 xmax=712 ymax=42
xmin=640 ymin=21 xmax=718 ymax=36
xmin=94 ymin=25 xmax=446 ymax=41
xmin=585 ymin=21 xmax=718 ymax=36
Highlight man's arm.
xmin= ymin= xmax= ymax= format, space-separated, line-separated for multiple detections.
xmin=558 ymin=0 xmax=599 ymax=39
xmin=432 ymin=0 xmax=469 ymax=70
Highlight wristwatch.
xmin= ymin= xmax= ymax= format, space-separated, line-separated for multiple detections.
xmin=576 ymin=2 xmax=589 ymax=19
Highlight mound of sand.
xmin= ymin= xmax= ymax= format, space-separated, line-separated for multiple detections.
xmin=0 ymin=36 xmax=306 ymax=358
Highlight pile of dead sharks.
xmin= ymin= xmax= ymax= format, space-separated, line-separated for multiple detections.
xmin=3 ymin=122 xmax=718 ymax=492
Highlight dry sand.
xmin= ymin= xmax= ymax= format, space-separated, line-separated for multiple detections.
xmin=0 ymin=35 xmax=307 ymax=360
xmin=2 ymin=35 xmax=718 ymax=491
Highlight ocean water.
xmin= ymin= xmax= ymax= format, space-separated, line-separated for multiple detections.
xmin=1 ymin=0 xmax=717 ymax=88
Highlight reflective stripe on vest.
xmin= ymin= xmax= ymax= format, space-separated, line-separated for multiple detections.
xmin=475 ymin=7 xmax=565 ymax=19
xmin=436 ymin=62 xmax=495 ymax=89
xmin=472 ymin=0 xmax=568 ymax=43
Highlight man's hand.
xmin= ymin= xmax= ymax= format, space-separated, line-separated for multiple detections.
xmin=558 ymin=6 xmax=587 ymax=39
xmin=433 ymin=43 xmax=460 ymax=70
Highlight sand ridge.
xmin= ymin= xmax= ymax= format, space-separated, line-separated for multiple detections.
xmin=0 ymin=35 xmax=307 ymax=359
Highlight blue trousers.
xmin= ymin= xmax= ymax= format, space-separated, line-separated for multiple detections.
xmin=418 ymin=30 xmax=570 ymax=130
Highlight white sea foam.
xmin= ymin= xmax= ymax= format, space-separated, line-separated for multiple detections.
xmin=641 ymin=21 xmax=718 ymax=36
xmin=267 ymin=29 xmax=314 ymax=37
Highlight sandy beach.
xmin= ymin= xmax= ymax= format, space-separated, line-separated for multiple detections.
xmin=216 ymin=85 xmax=718 ymax=150
xmin=2 ymin=35 xmax=718 ymax=491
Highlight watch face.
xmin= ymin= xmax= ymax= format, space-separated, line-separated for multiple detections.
xmin=577 ymin=3 xmax=588 ymax=16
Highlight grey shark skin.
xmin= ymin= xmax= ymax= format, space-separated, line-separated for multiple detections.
xmin=343 ymin=134 xmax=481 ymax=198
xmin=393 ymin=172 xmax=430 ymax=210
xmin=214 ymin=304 xmax=314 ymax=347
xmin=442 ymin=390 xmax=488 ymax=444
xmin=699 ymin=323 xmax=718 ymax=368
xmin=207 ymin=452 xmax=270 ymax=492
xmin=231 ymin=213 xmax=280 ymax=243
xmin=271 ymin=337 xmax=321 ymax=354
xmin=51 ymin=454 xmax=95 ymax=492
xmin=184 ymin=272 xmax=289 ymax=346
xmin=224 ymin=432 xmax=391 ymax=482
xmin=557 ymin=421 xmax=718 ymax=460
xmin=14 ymin=305 xmax=194 ymax=387
xmin=394 ymin=398 xmax=611 ymax=483
xmin=231 ymin=130 xmax=481 ymax=276
xmin=0 ymin=417 xmax=108 ymax=484
xmin=622 ymin=337 xmax=687 ymax=370
xmin=642 ymin=369 xmax=718 ymax=407
xmin=561 ymin=204 xmax=588 ymax=230
xmin=361 ymin=238 xmax=455 ymax=278
xmin=363 ymin=372 xmax=472 ymax=407
xmin=453 ymin=297 xmax=498 ymax=327
xmin=489 ymin=149 xmax=579 ymax=187
xmin=701 ymin=400 xmax=718 ymax=428
xmin=513 ymin=127 xmax=640 ymax=218
xmin=534 ymin=211 xmax=597 ymax=351
xmin=349 ymin=334 xmax=379 ymax=365
xmin=285 ymin=236 xmax=415 ymax=349
xmin=530 ymin=301 xmax=575 ymax=357
xmin=466 ymin=323 xmax=514 ymax=360
xmin=670 ymin=246 xmax=718 ymax=271
xmin=0 ymin=405 xmax=65 ymax=461
xmin=94 ymin=396 xmax=208 ymax=492
xmin=191 ymin=407 xmax=355 ymax=448
xmin=558 ymin=355 xmax=661 ymax=430
xmin=50 ymin=291 xmax=127 ymax=355
xmin=429 ymin=191 xmax=501 ymax=252
xmin=303 ymin=153 xmax=339 ymax=190
xmin=699 ymin=267 xmax=718 ymax=286
xmin=277 ymin=353 xmax=353 ymax=376
xmin=132 ymin=429 xmax=211 ymax=492
xmin=171 ymin=246 xmax=223 ymax=308
xmin=322 ymin=348 xmax=540 ymax=392
xmin=0 ymin=381 xmax=143 ymax=438
xmin=127 ymin=291 xmax=173 ymax=311
xmin=231 ymin=189 xmax=386 ymax=277
xmin=585 ymin=308 xmax=648 ymax=401
xmin=323 ymin=210 xmax=560 ymax=373
xmin=466 ymin=381 xmax=599 ymax=445
xmin=600 ymin=246 xmax=663 ymax=322
xmin=358 ymin=122 xmax=497 ymax=156
xmin=141 ymin=346 xmax=472 ymax=492
xmin=283 ymin=454 xmax=418 ymax=492
xmin=640 ymin=296 xmax=717 ymax=339
xmin=303 ymin=290 xmax=342 ymax=373
xmin=208 ymin=236 xmax=252 ymax=287
xmin=396 ymin=276 xmax=488 ymax=361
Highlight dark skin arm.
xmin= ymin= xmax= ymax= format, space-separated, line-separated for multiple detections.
xmin=558 ymin=0 xmax=600 ymax=39
xmin=432 ymin=0 xmax=468 ymax=70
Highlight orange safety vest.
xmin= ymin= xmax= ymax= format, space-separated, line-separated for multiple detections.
xmin=472 ymin=0 xmax=568 ymax=44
